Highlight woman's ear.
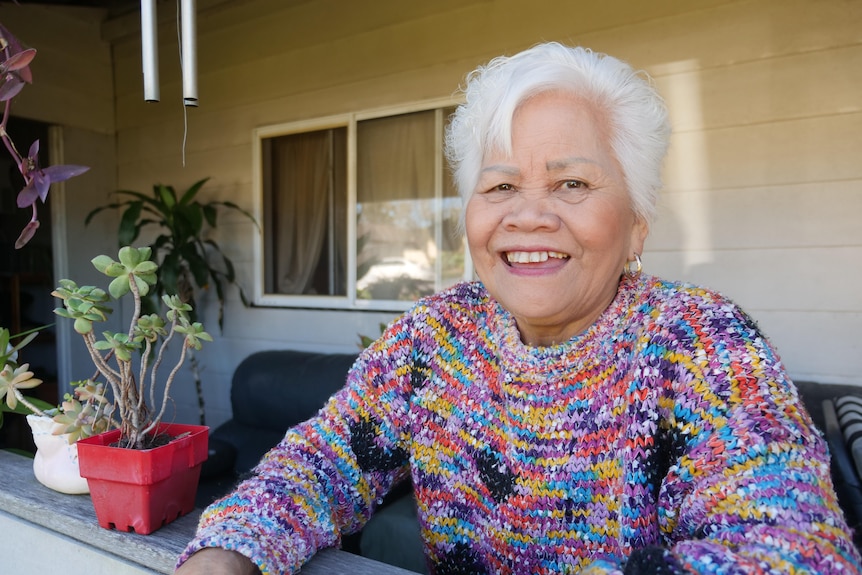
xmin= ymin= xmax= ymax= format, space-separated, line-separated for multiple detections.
xmin=629 ymin=215 xmax=649 ymax=257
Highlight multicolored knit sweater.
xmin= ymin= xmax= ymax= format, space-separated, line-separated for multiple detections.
xmin=179 ymin=275 xmax=862 ymax=574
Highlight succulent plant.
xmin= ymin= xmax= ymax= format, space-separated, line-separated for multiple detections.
xmin=52 ymin=246 xmax=212 ymax=449
xmin=0 ymin=326 xmax=55 ymax=428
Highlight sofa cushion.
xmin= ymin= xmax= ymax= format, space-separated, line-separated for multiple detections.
xmin=210 ymin=419 xmax=287 ymax=475
xmin=208 ymin=350 xmax=358 ymax=476
xmin=230 ymin=350 xmax=357 ymax=432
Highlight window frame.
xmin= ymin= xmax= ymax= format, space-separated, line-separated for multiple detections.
xmin=252 ymin=97 xmax=471 ymax=311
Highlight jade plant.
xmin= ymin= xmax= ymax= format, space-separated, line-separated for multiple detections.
xmin=52 ymin=246 xmax=212 ymax=449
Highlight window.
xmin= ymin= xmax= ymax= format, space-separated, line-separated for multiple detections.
xmin=254 ymin=101 xmax=469 ymax=310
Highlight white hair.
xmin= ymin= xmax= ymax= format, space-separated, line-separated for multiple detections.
xmin=444 ymin=42 xmax=671 ymax=224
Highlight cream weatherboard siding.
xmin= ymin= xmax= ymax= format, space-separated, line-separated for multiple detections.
xmin=2 ymin=0 xmax=859 ymax=427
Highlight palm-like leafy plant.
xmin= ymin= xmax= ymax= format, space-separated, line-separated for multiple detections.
xmin=85 ymin=178 xmax=256 ymax=328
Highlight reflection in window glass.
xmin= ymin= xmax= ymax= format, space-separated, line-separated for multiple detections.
xmin=258 ymin=104 xmax=466 ymax=309
xmin=356 ymin=111 xmax=436 ymax=301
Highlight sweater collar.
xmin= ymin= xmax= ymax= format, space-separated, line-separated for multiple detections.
xmin=481 ymin=274 xmax=648 ymax=374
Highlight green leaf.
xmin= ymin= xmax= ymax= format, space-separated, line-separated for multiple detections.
xmin=133 ymin=274 xmax=151 ymax=297
xmin=115 ymin=189 xmax=158 ymax=204
xmin=163 ymin=294 xmax=192 ymax=312
xmin=73 ymin=317 xmax=93 ymax=334
xmin=178 ymin=178 xmax=209 ymax=205
xmin=183 ymin=247 xmax=210 ymax=289
xmin=118 ymin=246 xmax=142 ymax=268
xmin=202 ymin=204 xmax=217 ymax=228
xmin=91 ymin=255 xmax=116 ymax=275
xmin=160 ymin=251 xmax=180 ymax=295
xmin=157 ymin=184 xmax=177 ymax=209
xmin=0 ymin=395 xmax=55 ymax=416
xmin=220 ymin=200 xmax=260 ymax=231
xmin=84 ymin=204 xmax=118 ymax=227
xmin=207 ymin=239 xmax=236 ymax=282
xmin=108 ymin=274 xmax=131 ymax=299
xmin=118 ymin=202 xmax=144 ymax=245
xmin=175 ymin=204 xmax=204 ymax=238
xmin=135 ymin=261 xmax=158 ymax=275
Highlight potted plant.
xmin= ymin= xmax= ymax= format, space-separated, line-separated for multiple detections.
xmin=27 ymin=378 xmax=114 ymax=494
xmin=0 ymin=327 xmax=99 ymax=494
xmin=85 ymin=178 xmax=257 ymax=424
xmin=52 ymin=245 xmax=213 ymax=534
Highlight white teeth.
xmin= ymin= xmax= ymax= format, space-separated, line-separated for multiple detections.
xmin=505 ymin=251 xmax=569 ymax=263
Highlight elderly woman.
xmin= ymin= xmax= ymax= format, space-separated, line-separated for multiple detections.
xmin=176 ymin=43 xmax=861 ymax=575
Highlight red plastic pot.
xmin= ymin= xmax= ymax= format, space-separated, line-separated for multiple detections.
xmin=77 ymin=423 xmax=209 ymax=535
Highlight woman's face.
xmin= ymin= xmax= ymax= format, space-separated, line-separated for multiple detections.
xmin=465 ymin=90 xmax=647 ymax=347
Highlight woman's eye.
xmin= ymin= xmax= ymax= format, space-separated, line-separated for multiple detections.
xmin=563 ymin=180 xmax=586 ymax=189
xmin=481 ymin=183 xmax=514 ymax=194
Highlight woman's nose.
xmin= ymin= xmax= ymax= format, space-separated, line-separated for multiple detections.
xmin=502 ymin=191 xmax=560 ymax=231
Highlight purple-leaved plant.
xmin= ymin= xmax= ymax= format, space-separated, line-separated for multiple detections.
xmin=0 ymin=22 xmax=89 ymax=248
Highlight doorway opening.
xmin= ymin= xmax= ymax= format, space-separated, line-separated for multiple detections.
xmin=0 ymin=116 xmax=58 ymax=453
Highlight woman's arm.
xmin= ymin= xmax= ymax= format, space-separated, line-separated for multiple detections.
xmin=655 ymin=301 xmax=861 ymax=573
xmin=175 ymin=316 xmax=417 ymax=575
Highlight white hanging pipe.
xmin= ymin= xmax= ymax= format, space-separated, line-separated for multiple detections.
xmin=141 ymin=0 xmax=159 ymax=102
xmin=181 ymin=0 xmax=198 ymax=107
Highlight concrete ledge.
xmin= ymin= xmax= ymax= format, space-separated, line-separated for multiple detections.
xmin=0 ymin=450 xmax=414 ymax=574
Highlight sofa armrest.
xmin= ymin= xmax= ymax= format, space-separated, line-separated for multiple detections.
xmin=822 ymin=397 xmax=862 ymax=548
xmin=834 ymin=396 xmax=862 ymax=481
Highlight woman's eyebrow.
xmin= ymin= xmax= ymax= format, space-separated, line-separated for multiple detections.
xmin=479 ymin=164 xmax=520 ymax=177
xmin=479 ymin=157 xmax=600 ymax=177
xmin=546 ymin=156 xmax=599 ymax=171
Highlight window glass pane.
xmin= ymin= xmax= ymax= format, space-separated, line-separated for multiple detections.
xmin=356 ymin=111 xmax=437 ymax=301
xmin=263 ymin=128 xmax=347 ymax=296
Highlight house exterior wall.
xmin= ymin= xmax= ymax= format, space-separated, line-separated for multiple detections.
xmin=10 ymin=0 xmax=860 ymax=428
xmin=1 ymin=6 xmax=115 ymax=135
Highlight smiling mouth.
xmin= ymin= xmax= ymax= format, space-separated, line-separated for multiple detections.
xmin=505 ymin=250 xmax=570 ymax=264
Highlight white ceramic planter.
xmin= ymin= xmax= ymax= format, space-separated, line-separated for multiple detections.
xmin=25 ymin=414 xmax=89 ymax=495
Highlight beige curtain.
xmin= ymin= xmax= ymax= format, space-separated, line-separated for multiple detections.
xmin=272 ymin=131 xmax=331 ymax=294
xmin=357 ymin=111 xmax=434 ymax=203
xmin=357 ymin=111 xmax=435 ymax=256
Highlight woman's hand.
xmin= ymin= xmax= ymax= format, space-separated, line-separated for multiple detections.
xmin=175 ymin=548 xmax=260 ymax=575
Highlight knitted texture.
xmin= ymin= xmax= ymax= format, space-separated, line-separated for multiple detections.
xmin=179 ymin=275 xmax=862 ymax=574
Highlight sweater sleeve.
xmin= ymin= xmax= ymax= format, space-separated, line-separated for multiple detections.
xmin=176 ymin=319 xmax=416 ymax=575
xmin=645 ymin=299 xmax=861 ymax=574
